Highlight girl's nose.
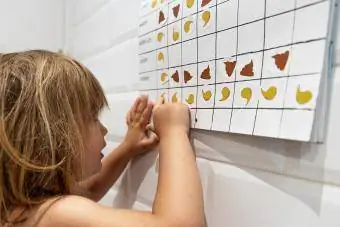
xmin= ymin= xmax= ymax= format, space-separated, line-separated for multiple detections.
xmin=100 ymin=122 xmax=108 ymax=136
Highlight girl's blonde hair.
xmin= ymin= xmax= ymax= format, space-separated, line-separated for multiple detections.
xmin=0 ymin=50 xmax=107 ymax=223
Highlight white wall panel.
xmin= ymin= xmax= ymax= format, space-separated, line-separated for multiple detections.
xmin=108 ymin=0 xmax=140 ymax=44
xmin=0 ymin=0 xmax=64 ymax=53
xmin=72 ymin=4 xmax=110 ymax=59
xmin=83 ymin=39 xmax=139 ymax=93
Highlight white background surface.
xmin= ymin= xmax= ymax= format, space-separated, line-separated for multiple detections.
xmin=0 ymin=0 xmax=64 ymax=53
xmin=1 ymin=0 xmax=340 ymax=226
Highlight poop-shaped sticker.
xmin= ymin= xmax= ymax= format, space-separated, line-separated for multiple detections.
xmin=241 ymin=87 xmax=252 ymax=105
xmin=184 ymin=70 xmax=193 ymax=83
xmin=224 ymin=61 xmax=237 ymax=77
xmin=296 ymin=85 xmax=313 ymax=105
xmin=172 ymin=4 xmax=180 ymax=18
xmin=261 ymin=86 xmax=277 ymax=101
xmin=171 ymin=70 xmax=180 ymax=83
xmin=219 ymin=87 xmax=230 ymax=102
xmin=273 ymin=51 xmax=289 ymax=71
xmin=240 ymin=60 xmax=254 ymax=77
xmin=201 ymin=0 xmax=212 ymax=7
xmin=159 ymin=10 xmax=165 ymax=24
xmin=200 ymin=65 xmax=211 ymax=80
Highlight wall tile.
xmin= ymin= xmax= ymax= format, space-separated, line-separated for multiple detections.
xmin=108 ymin=0 xmax=140 ymax=43
xmin=72 ymin=4 xmax=110 ymax=59
xmin=0 ymin=0 xmax=64 ymax=53
xmin=73 ymin=0 xmax=109 ymax=26
xmin=82 ymin=38 xmax=139 ymax=93
xmin=209 ymin=162 xmax=338 ymax=227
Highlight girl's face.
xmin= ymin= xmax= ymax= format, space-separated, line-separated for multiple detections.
xmin=83 ymin=118 xmax=108 ymax=177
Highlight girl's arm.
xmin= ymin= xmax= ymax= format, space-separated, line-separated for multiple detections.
xmin=41 ymin=101 xmax=205 ymax=227
xmin=78 ymin=142 xmax=133 ymax=201
xmin=79 ymin=96 xmax=157 ymax=201
xmin=151 ymin=103 xmax=205 ymax=226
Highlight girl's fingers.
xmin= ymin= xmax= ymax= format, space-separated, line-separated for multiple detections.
xmin=133 ymin=95 xmax=148 ymax=124
xmin=140 ymin=102 xmax=153 ymax=128
xmin=140 ymin=132 xmax=159 ymax=148
xmin=126 ymin=110 xmax=131 ymax=125
xmin=130 ymin=96 xmax=142 ymax=120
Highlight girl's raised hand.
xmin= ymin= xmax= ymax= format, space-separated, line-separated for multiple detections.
xmin=123 ymin=95 xmax=159 ymax=156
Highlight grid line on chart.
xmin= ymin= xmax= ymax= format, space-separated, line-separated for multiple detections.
xmin=191 ymin=107 xmax=315 ymax=111
xmin=194 ymin=0 xmax=199 ymax=127
xmin=252 ymin=0 xmax=267 ymax=135
xmin=140 ymin=0 xmax=178 ymax=19
xmin=139 ymin=0 xmax=334 ymax=142
xmin=210 ymin=0 xmax=219 ymax=130
xmin=227 ymin=0 xmax=240 ymax=132
xmin=139 ymin=0 xmax=217 ymax=39
xmin=139 ymin=72 xmax=321 ymax=92
xmin=180 ymin=0 xmax=184 ymax=103
xmin=164 ymin=0 xmax=170 ymax=100
xmin=138 ymin=0 xmax=328 ymax=41
xmin=139 ymin=37 xmax=326 ymax=74
xmin=278 ymin=0 xmax=299 ymax=135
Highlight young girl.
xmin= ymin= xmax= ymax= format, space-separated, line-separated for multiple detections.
xmin=0 ymin=50 xmax=205 ymax=227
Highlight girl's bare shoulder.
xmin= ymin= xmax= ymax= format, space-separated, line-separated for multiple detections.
xmin=33 ymin=195 xmax=101 ymax=227
xmin=33 ymin=195 xmax=163 ymax=227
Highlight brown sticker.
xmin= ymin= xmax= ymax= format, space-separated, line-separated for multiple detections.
xmin=172 ymin=70 xmax=180 ymax=83
xmin=201 ymin=0 xmax=212 ymax=7
xmin=172 ymin=4 xmax=180 ymax=18
xmin=184 ymin=70 xmax=193 ymax=83
xmin=200 ymin=65 xmax=211 ymax=80
xmin=240 ymin=60 xmax=254 ymax=77
xmin=224 ymin=61 xmax=237 ymax=77
xmin=273 ymin=51 xmax=289 ymax=71
xmin=159 ymin=11 xmax=165 ymax=24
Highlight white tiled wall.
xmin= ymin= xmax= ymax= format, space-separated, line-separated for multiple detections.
xmin=0 ymin=0 xmax=64 ymax=53
xmin=65 ymin=0 xmax=340 ymax=226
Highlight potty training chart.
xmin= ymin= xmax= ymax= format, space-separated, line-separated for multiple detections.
xmin=137 ymin=0 xmax=337 ymax=142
